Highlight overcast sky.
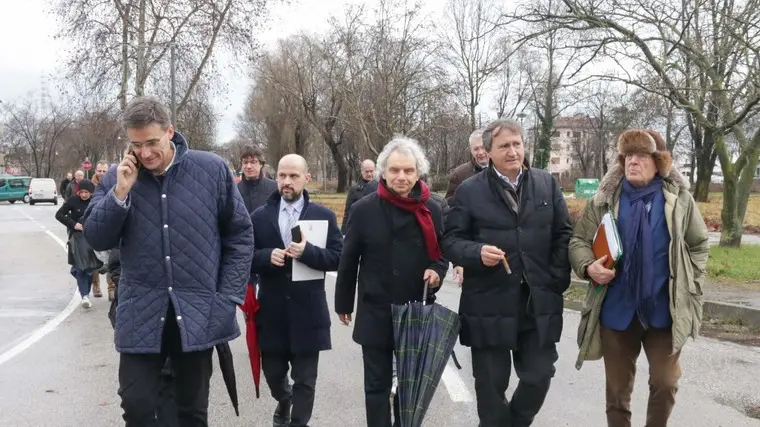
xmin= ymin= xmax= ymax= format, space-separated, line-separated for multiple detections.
xmin=0 ymin=0 xmax=446 ymax=144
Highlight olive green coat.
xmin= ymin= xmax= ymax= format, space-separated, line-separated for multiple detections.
xmin=569 ymin=164 xmax=709 ymax=370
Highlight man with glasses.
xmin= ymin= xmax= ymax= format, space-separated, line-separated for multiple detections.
xmin=238 ymin=146 xmax=278 ymax=215
xmin=84 ymin=96 xmax=254 ymax=427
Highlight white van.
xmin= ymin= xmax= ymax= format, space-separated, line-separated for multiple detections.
xmin=28 ymin=178 xmax=58 ymax=205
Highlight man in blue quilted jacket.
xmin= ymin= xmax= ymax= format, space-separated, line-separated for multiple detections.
xmin=84 ymin=96 xmax=254 ymax=427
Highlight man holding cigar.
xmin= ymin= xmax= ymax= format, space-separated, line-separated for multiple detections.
xmin=442 ymin=118 xmax=573 ymax=427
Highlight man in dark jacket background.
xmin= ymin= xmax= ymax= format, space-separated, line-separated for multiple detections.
xmin=443 ymin=118 xmax=572 ymax=427
xmin=443 ymin=128 xmax=488 ymax=202
xmin=341 ymin=158 xmax=377 ymax=234
xmin=64 ymin=170 xmax=85 ymax=200
xmin=84 ymin=96 xmax=254 ymax=427
xmin=238 ymin=145 xmax=278 ymax=215
xmin=251 ymin=154 xmax=343 ymax=427
xmin=60 ymin=172 xmax=72 ymax=198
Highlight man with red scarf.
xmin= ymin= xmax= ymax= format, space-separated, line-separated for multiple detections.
xmin=335 ymin=136 xmax=449 ymax=427
xmin=443 ymin=118 xmax=573 ymax=427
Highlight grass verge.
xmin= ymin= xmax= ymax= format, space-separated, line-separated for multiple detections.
xmin=708 ymin=245 xmax=760 ymax=288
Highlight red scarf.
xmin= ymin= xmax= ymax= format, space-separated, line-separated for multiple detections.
xmin=377 ymin=180 xmax=442 ymax=261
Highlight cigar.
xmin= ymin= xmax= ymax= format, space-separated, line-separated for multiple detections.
xmin=501 ymin=256 xmax=512 ymax=275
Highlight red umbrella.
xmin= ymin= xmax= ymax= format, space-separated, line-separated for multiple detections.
xmin=239 ymin=283 xmax=261 ymax=398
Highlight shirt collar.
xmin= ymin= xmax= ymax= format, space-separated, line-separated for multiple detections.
xmin=493 ymin=166 xmax=523 ymax=188
xmin=279 ymin=194 xmax=305 ymax=214
xmin=153 ymin=142 xmax=177 ymax=176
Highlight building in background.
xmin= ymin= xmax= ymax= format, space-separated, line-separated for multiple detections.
xmin=528 ymin=114 xmax=617 ymax=189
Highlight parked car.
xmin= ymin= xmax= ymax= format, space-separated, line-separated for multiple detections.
xmin=28 ymin=178 xmax=58 ymax=205
xmin=0 ymin=175 xmax=32 ymax=204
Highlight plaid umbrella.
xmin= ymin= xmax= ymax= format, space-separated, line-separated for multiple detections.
xmin=392 ymin=283 xmax=461 ymax=427
xmin=240 ymin=283 xmax=261 ymax=398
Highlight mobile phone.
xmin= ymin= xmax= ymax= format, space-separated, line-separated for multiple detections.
xmin=125 ymin=143 xmax=142 ymax=169
xmin=291 ymin=225 xmax=302 ymax=243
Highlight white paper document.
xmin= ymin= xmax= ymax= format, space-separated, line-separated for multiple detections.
xmin=292 ymin=220 xmax=329 ymax=282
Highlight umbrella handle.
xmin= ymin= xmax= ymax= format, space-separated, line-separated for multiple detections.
xmin=422 ymin=279 xmax=429 ymax=305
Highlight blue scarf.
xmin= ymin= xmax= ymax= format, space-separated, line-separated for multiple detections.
xmin=621 ymin=177 xmax=663 ymax=328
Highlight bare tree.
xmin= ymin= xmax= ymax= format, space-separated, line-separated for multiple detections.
xmin=53 ymin=0 xmax=271 ymax=112
xmin=517 ymin=0 xmax=760 ymax=246
xmin=256 ymin=35 xmax=352 ymax=191
xmin=1 ymin=96 xmax=72 ymax=178
xmin=438 ymin=0 xmax=509 ymax=130
xmin=493 ymin=48 xmax=532 ymax=119
xmin=238 ymin=62 xmax=312 ymax=160
xmin=338 ymin=0 xmax=446 ymax=156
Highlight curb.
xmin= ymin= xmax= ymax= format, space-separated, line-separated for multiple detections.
xmin=565 ymin=280 xmax=760 ymax=328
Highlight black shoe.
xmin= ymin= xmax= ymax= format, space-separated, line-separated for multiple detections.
xmin=273 ymin=398 xmax=292 ymax=427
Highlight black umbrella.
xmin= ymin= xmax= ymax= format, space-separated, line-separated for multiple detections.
xmin=215 ymin=343 xmax=240 ymax=416
xmin=391 ymin=283 xmax=461 ymax=427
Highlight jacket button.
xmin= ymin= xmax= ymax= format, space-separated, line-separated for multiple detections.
xmin=393 ymin=269 xmax=400 ymax=276
xmin=160 ymin=317 xmax=165 ymax=322
xmin=517 ymin=227 xmax=522 ymax=232
xmin=165 ymin=256 xmax=170 ymax=261
xmin=164 ymin=224 xmax=168 ymax=229
xmin=176 ymin=316 xmax=182 ymax=321
xmin=162 ymin=194 xmax=167 ymax=199
xmin=168 ymin=287 xmax=173 ymax=292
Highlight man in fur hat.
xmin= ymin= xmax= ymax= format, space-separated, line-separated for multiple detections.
xmin=569 ymin=129 xmax=709 ymax=426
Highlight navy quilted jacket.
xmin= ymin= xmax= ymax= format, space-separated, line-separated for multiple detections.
xmin=83 ymin=133 xmax=254 ymax=354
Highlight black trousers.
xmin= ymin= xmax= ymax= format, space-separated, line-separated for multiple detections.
xmin=361 ymin=346 xmax=401 ymax=427
xmin=471 ymin=325 xmax=558 ymax=427
xmin=262 ymin=351 xmax=320 ymax=427
xmin=118 ymin=304 xmax=213 ymax=427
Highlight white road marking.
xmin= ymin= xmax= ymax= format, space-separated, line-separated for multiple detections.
xmin=324 ymin=271 xmax=474 ymax=403
xmin=0 ymin=207 xmax=80 ymax=367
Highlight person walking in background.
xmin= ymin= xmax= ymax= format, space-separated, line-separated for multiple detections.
xmin=341 ymin=159 xmax=377 ymax=234
xmin=64 ymin=170 xmax=85 ymax=200
xmin=238 ymin=146 xmax=278 ymax=215
xmin=59 ymin=172 xmax=72 ymax=197
xmin=55 ymin=179 xmax=100 ymax=309
xmin=83 ymin=96 xmax=253 ymax=427
xmin=443 ymin=128 xmax=488 ymax=286
xmin=443 ymin=128 xmax=488 ymax=202
xmin=335 ymin=137 xmax=448 ymax=427
xmin=569 ymin=129 xmax=709 ymax=427
xmin=443 ymin=118 xmax=572 ymax=427
xmin=91 ymin=159 xmax=115 ymax=300
xmin=251 ymin=154 xmax=343 ymax=427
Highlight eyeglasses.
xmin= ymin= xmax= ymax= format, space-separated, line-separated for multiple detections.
xmin=129 ymin=140 xmax=161 ymax=151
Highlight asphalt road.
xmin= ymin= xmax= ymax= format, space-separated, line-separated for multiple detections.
xmin=1 ymin=202 xmax=759 ymax=426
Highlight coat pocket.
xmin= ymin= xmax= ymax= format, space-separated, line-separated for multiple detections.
xmin=208 ymin=293 xmax=239 ymax=341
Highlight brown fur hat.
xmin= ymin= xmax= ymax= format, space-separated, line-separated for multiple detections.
xmin=616 ymin=129 xmax=673 ymax=177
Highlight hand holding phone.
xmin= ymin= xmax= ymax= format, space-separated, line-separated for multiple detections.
xmin=291 ymin=225 xmax=302 ymax=243
xmin=286 ymin=225 xmax=306 ymax=259
xmin=115 ymin=148 xmax=140 ymax=201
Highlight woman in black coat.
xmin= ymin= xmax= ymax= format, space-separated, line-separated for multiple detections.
xmin=55 ymin=179 xmax=100 ymax=309
xmin=335 ymin=138 xmax=448 ymax=427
